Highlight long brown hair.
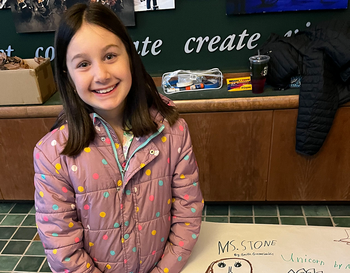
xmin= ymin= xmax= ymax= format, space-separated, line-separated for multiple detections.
xmin=53 ymin=2 xmax=178 ymax=156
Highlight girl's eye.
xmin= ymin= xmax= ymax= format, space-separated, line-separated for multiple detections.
xmin=105 ymin=53 xmax=117 ymax=60
xmin=77 ymin=62 xmax=89 ymax=68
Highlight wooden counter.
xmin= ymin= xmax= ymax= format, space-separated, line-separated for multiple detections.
xmin=1 ymin=90 xmax=350 ymax=202
xmin=0 ymin=95 xmax=300 ymax=118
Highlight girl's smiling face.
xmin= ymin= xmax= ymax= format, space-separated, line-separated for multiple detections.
xmin=66 ymin=22 xmax=132 ymax=121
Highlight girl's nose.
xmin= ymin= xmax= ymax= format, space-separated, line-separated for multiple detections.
xmin=93 ymin=63 xmax=111 ymax=83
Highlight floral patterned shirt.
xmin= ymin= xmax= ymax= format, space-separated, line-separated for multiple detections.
xmin=122 ymin=130 xmax=134 ymax=159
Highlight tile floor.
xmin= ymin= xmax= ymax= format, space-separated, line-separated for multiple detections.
xmin=0 ymin=202 xmax=350 ymax=272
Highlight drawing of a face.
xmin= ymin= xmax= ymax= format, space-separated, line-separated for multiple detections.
xmin=206 ymin=258 xmax=253 ymax=273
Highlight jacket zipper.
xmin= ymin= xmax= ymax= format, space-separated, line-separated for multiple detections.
xmin=93 ymin=113 xmax=165 ymax=183
xmin=123 ymin=124 xmax=165 ymax=177
xmin=94 ymin=114 xmax=165 ymax=273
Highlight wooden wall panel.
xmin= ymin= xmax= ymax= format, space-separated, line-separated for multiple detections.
xmin=268 ymin=108 xmax=350 ymax=201
xmin=0 ymin=118 xmax=56 ymax=200
xmin=181 ymin=111 xmax=273 ymax=202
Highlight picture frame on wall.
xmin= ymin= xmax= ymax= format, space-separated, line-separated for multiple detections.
xmin=100 ymin=0 xmax=135 ymax=26
xmin=10 ymin=0 xmax=64 ymax=33
xmin=134 ymin=0 xmax=175 ymax=12
xmin=10 ymin=0 xmax=135 ymax=33
xmin=226 ymin=0 xmax=348 ymax=15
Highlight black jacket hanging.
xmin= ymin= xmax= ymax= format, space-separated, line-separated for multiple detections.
xmin=260 ymin=20 xmax=350 ymax=156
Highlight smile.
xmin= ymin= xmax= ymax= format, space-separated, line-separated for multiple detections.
xmin=93 ymin=84 xmax=118 ymax=94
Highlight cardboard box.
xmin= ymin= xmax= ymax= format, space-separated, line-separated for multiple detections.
xmin=227 ymin=76 xmax=252 ymax=91
xmin=0 ymin=58 xmax=56 ymax=105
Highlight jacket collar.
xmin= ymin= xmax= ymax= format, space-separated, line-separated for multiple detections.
xmin=91 ymin=94 xmax=173 ymax=138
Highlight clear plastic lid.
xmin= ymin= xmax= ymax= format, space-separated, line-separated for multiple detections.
xmin=249 ymin=55 xmax=270 ymax=63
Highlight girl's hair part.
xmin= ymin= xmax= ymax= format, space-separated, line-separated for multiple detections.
xmin=52 ymin=2 xmax=178 ymax=157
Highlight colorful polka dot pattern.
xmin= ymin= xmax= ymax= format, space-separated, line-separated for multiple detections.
xmin=34 ymin=120 xmax=202 ymax=273
xmin=100 ymin=212 xmax=106 ymax=218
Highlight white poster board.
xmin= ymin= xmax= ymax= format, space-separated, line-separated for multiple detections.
xmin=182 ymin=222 xmax=350 ymax=273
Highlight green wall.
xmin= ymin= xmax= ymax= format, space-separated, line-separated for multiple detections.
xmin=0 ymin=0 xmax=349 ymax=75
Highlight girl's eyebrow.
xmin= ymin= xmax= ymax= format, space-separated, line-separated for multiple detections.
xmin=103 ymin=44 xmax=120 ymax=51
xmin=70 ymin=44 xmax=120 ymax=62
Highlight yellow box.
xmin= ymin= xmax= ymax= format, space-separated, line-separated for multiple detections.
xmin=0 ymin=58 xmax=56 ymax=105
xmin=227 ymin=76 xmax=252 ymax=91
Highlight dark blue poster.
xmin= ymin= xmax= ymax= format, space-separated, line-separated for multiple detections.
xmin=226 ymin=0 xmax=348 ymax=14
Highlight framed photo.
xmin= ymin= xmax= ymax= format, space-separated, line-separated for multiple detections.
xmin=134 ymin=0 xmax=175 ymax=12
xmin=226 ymin=0 xmax=348 ymax=15
xmin=11 ymin=0 xmax=135 ymax=33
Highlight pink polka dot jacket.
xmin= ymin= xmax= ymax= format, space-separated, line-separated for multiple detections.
xmin=33 ymin=102 xmax=204 ymax=273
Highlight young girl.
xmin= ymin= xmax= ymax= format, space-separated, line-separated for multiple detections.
xmin=33 ymin=3 xmax=203 ymax=273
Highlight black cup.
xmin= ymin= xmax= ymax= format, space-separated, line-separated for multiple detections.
xmin=249 ymin=55 xmax=270 ymax=94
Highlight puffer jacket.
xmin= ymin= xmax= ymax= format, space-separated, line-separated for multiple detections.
xmin=260 ymin=20 xmax=350 ymax=155
xmin=33 ymin=100 xmax=204 ymax=273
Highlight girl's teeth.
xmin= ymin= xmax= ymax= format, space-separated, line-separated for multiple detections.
xmin=95 ymin=86 xmax=115 ymax=94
